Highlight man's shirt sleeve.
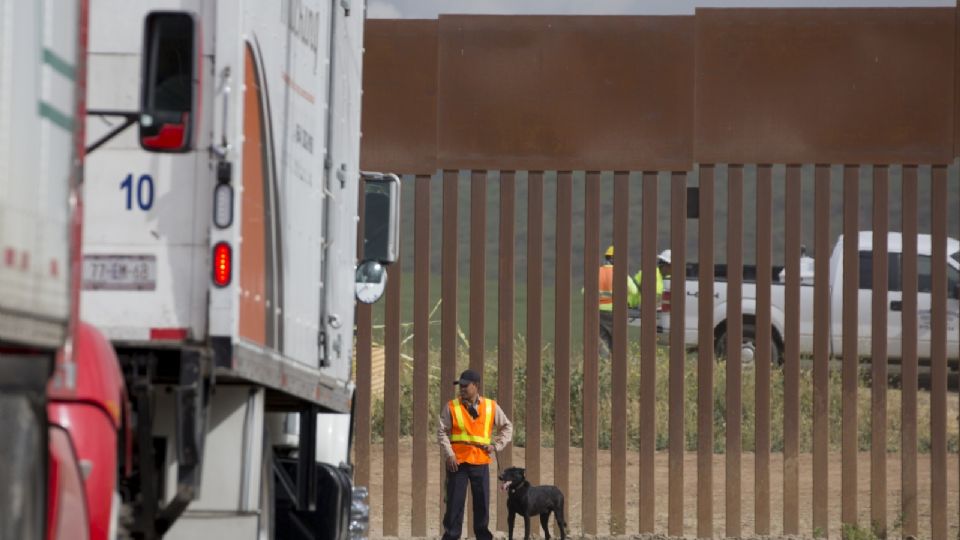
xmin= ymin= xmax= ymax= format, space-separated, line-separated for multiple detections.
xmin=437 ymin=404 xmax=455 ymax=460
xmin=492 ymin=404 xmax=513 ymax=451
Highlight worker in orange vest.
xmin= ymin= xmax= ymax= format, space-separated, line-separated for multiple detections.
xmin=437 ymin=369 xmax=513 ymax=540
xmin=599 ymin=245 xmax=639 ymax=355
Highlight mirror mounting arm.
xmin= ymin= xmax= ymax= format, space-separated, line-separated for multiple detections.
xmin=85 ymin=109 xmax=141 ymax=155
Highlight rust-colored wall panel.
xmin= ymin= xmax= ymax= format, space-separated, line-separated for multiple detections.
xmin=640 ymin=172 xmax=658 ymax=533
xmin=930 ymin=167 xmax=948 ymax=539
xmin=411 ymin=175 xmax=431 ymax=536
xmin=813 ymin=166 xmax=831 ymax=535
xmin=582 ymin=172 xmax=601 ymax=535
xmin=610 ymin=171 xmax=629 ymax=535
xmin=667 ymin=172 xmax=686 ymax=536
xmin=901 ymin=168 xmax=919 ymax=537
xmin=870 ymin=166 xmax=889 ymax=535
xmin=841 ymin=166 xmax=859 ymax=527
xmin=696 ymin=166 xmax=715 ymax=539
xmin=754 ymin=165 xmax=772 ymax=535
xmin=955 ymin=5 xmax=960 ymax=158
xmin=695 ymin=8 xmax=955 ymax=165
xmin=361 ymin=20 xmax=438 ymax=174
xmin=554 ymin=172 xmax=572 ymax=505
xmin=437 ymin=16 xmax=694 ymax=171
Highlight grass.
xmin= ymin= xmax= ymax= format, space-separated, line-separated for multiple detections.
xmin=363 ymin=326 xmax=959 ymax=455
xmin=370 ymin=269 xmax=651 ymax=359
xmin=841 ymin=522 xmax=886 ymax=540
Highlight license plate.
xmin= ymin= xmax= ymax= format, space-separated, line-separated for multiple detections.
xmin=83 ymin=255 xmax=157 ymax=291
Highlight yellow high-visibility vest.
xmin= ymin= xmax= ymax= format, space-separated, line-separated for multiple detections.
xmin=449 ymin=398 xmax=495 ymax=464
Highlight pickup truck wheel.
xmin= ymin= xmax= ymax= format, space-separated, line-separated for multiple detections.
xmin=715 ymin=323 xmax=783 ymax=367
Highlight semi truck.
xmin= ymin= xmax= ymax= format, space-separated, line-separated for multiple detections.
xmin=660 ymin=232 xmax=960 ymax=366
xmin=0 ymin=1 xmax=130 ymax=539
xmin=1 ymin=0 xmax=397 ymax=538
xmin=80 ymin=1 xmax=399 ymax=538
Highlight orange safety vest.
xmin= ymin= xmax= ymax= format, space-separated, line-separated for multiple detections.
xmin=448 ymin=397 xmax=496 ymax=465
xmin=598 ymin=264 xmax=614 ymax=308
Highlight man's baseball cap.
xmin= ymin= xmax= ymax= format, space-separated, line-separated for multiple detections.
xmin=453 ymin=369 xmax=482 ymax=386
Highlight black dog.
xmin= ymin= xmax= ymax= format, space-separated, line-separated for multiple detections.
xmin=498 ymin=467 xmax=567 ymax=539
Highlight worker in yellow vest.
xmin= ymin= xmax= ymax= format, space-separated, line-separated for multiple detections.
xmin=599 ymin=245 xmax=639 ymax=354
xmin=437 ymin=369 xmax=513 ymax=540
xmin=633 ymin=249 xmax=668 ymax=312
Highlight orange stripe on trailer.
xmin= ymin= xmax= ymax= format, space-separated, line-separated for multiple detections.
xmin=238 ymin=45 xmax=269 ymax=346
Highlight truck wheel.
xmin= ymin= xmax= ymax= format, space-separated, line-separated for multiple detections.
xmin=115 ymin=498 xmax=134 ymax=540
xmin=715 ymin=322 xmax=783 ymax=367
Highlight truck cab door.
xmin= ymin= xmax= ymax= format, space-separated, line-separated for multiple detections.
xmin=852 ymin=250 xmax=910 ymax=356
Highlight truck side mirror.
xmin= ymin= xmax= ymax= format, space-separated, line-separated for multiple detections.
xmin=139 ymin=12 xmax=199 ymax=152
xmin=360 ymin=173 xmax=400 ymax=264
xmin=355 ymin=261 xmax=387 ymax=304
xmin=355 ymin=173 xmax=400 ymax=304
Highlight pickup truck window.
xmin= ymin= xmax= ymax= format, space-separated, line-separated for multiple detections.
xmin=862 ymin=251 xmax=958 ymax=296
xmin=917 ymin=255 xmax=960 ymax=295
xmin=858 ymin=251 xmax=901 ymax=291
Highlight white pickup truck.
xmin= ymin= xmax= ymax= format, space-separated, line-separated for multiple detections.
xmin=659 ymin=232 xmax=960 ymax=365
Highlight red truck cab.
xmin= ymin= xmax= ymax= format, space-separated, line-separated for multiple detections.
xmin=48 ymin=322 xmax=131 ymax=540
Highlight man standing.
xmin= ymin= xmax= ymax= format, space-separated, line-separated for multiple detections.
xmin=437 ymin=369 xmax=513 ymax=540
xmin=657 ymin=249 xmax=673 ymax=280
xmin=633 ymin=249 xmax=668 ymax=312
xmin=599 ymin=245 xmax=640 ymax=354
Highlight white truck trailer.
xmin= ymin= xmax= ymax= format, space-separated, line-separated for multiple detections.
xmin=0 ymin=1 xmax=94 ymax=538
xmin=82 ymin=1 xmax=398 ymax=538
xmin=661 ymin=232 xmax=960 ymax=366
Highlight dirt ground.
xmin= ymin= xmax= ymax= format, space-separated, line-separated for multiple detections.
xmin=365 ymin=440 xmax=959 ymax=539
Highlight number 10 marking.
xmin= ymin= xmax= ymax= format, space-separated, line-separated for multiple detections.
xmin=120 ymin=174 xmax=155 ymax=211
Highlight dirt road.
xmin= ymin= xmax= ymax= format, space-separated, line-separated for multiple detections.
xmin=365 ymin=440 xmax=958 ymax=538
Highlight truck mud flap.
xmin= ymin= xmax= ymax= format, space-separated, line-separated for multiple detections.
xmin=125 ymin=349 xmax=210 ymax=539
xmin=274 ymin=458 xmax=352 ymax=540
xmin=314 ymin=463 xmax=352 ymax=540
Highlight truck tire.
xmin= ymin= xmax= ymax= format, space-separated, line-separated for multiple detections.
xmin=715 ymin=321 xmax=784 ymax=367
xmin=115 ymin=498 xmax=134 ymax=540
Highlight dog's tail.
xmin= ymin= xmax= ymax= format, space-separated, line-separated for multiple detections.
xmin=556 ymin=493 xmax=568 ymax=536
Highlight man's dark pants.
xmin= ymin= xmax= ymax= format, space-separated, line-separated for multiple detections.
xmin=599 ymin=310 xmax=615 ymax=355
xmin=442 ymin=462 xmax=492 ymax=540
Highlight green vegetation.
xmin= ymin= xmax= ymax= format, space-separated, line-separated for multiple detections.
xmin=841 ymin=522 xmax=886 ymax=540
xmin=363 ymin=330 xmax=959 ymax=454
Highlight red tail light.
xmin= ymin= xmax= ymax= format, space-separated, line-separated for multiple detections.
xmin=212 ymin=242 xmax=232 ymax=287
xmin=661 ymin=290 xmax=671 ymax=312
